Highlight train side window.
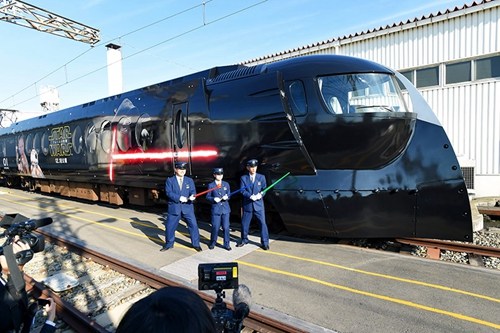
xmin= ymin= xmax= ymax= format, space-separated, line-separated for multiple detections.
xmin=1 ymin=140 xmax=6 ymax=157
xmin=85 ymin=123 xmax=97 ymax=153
xmin=72 ymin=126 xmax=83 ymax=154
xmin=100 ymin=120 xmax=112 ymax=154
xmin=174 ymin=110 xmax=186 ymax=149
xmin=26 ymin=133 xmax=33 ymax=155
xmin=41 ymin=130 xmax=50 ymax=156
xmin=117 ymin=116 xmax=132 ymax=152
xmin=33 ymin=132 xmax=41 ymax=153
xmin=288 ymin=81 xmax=307 ymax=116
xmin=6 ymin=137 xmax=16 ymax=160
xmin=136 ymin=113 xmax=153 ymax=151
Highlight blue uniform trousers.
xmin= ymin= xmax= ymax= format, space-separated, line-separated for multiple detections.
xmin=241 ymin=209 xmax=269 ymax=246
xmin=165 ymin=210 xmax=200 ymax=248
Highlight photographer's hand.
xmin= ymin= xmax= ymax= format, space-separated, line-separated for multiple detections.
xmin=0 ymin=236 xmax=30 ymax=274
xmin=44 ymin=298 xmax=56 ymax=322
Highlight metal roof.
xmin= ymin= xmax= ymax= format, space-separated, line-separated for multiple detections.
xmin=243 ymin=0 xmax=497 ymax=64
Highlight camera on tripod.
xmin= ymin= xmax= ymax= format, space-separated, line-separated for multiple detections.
xmin=0 ymin=214 xmax=52 ymax=265
xmin=198 ymin=262 xmax=251 ymax=333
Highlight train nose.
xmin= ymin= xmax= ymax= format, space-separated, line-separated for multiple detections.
xmin=303 ymin=112 xmax=417 ymax=169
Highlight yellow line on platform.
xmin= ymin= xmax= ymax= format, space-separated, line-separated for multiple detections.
xmin=262 ymin=250 xmax=500 ymax=304
xmin=0 ymin=193 xmax=196 ymax=250
xmin=238 ymin=260 xmax=500 ymax=330
xmin=3 ymin=190 xmax=162 ymax=230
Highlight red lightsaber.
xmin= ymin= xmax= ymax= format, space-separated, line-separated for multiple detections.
xmin=195 ymin=183 xmax=222 ymax=197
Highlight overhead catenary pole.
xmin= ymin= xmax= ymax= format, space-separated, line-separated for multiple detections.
xmin=0 ymin=0 xmax=100 ymax=45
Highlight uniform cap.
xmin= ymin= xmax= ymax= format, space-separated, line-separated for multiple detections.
xmin=246 ymin=159 xmax=258 ymax=167
xmin=175 ymin=161 xmax=188 ymax=169
xmin=213 ymin=168 xmax=224 ymax=175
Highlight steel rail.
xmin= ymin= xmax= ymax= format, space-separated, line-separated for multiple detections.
xmin=395 ymin=238 xmax=500 ymax=258
xmin=38 ymin=230 xmax=307 ymax=333
xmin=24 ymin=274 xmax=109 ymax=332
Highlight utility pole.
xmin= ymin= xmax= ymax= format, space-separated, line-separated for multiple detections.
xmin=0 ymin=0 xmax=100 ymax=45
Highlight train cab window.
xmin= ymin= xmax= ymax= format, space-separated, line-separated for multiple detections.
xmin=117 ymin=116 xmax=132 ymax=152
xmin=288 ymin=81 xmax=307 ymax=116
xmin=85 ymin=123 xmax=97 ymax=153
xmin=72 ymin=126 xmax=83 ymax=154
xmin=100 ymin=120 xmax=112 ymax=154
xmin=41 ymin=130 xmax=50 ymax=156
xmin=136 ymin=113 xmax=154 ymax=151
xmin=318 ymin=73 xmax=408 ymax=114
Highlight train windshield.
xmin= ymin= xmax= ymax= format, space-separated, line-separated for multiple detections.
xmin=318 ymin=73 xmax=409 ymax=114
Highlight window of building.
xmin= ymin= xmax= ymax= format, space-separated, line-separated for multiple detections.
xmin=416 ymin=66 xmax=439 ymax=88
xmin=475 ymin=55 xmax=500 ymax=80
xmin=397 ymin=71 xmax=414 ymax=90
xmin=446 ymin=61 xmax=471 ymax=84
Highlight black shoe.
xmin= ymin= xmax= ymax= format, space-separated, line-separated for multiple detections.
xmin=208 ymin=245 xmax=215 ymax=250
xmin=236 ymin=243 xmax=245 ymax=247
xmin=194 ymin=246 xmax=203 ymax=252
xmin=224 ymin=246 xmax=232 ymax=251
xmin=160 ymin=246 xmax=172 ymax=252
xmin=261 ymin=245 xmax=269 ymax=250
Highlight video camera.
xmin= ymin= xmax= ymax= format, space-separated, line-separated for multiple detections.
xmin=198 ymin=262 xmax=251 ymax=333
xmin=0 ymin=214 xmax=53 ymax=332
xmin=0 ymin=214 xmax=52 ymax=265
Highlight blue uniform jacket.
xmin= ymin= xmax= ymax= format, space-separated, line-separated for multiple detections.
xmin=240 ymin=173 xmax=266 ymax=212
xmin=165 ymin=175 xmax=196 ymax=215
xmin=206 ymin=181 xmax=231 ymax=215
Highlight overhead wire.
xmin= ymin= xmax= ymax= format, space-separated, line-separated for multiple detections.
xmin=0 ymin=0 xmax=214 ymax=107
xmin=1 ymin=0 xmax=267 ymax=110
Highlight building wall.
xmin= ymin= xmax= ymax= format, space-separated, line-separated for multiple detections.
xmin=246 ymin=1 xmax=500 ymax=197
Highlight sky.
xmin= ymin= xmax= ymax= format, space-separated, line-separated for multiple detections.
xmin=0 ymin=0 xmax=474 ymax=122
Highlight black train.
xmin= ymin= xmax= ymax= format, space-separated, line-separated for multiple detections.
xmin=0 ymin=55 xmax=472 ymax=241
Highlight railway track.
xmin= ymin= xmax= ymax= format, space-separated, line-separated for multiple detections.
xmin=22 ymin=233 xmax=500 ymax=332
xmin=394 ymin=237 xmax=500 ymax=269
xmin=22 ymin=230 xmax=308 ymax=333
xmin=395 ymin=237 xmax=500 ymax=259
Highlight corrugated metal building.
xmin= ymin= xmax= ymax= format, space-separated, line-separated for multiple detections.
xmin=245 ymin=0 xmax=500 ymax=198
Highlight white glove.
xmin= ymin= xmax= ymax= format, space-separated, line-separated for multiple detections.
xmin=214 ymin=197 xmax=222 ymax=203
xmin=250 ymin=194 xmax=257 ymax=201
xmin=189 ymin=194 xmax=196 ymax=201
xmin=255 ymin=193 xmax=262 ymax=200
xmin=179 ymin=196 xmax=188 ymax=203
xmin=222 ymin=194 xmax=229 ymax=201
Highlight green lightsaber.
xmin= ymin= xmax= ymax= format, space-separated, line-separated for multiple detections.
xmin=261 ymin=172 xmax=291 ymax=194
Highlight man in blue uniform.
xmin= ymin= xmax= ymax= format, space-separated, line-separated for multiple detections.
xmin=161 ymin=161 xmax=202 ymax=252
xmin=237 ymin=159 xmax=270 ymax=250
xmin=206 ymin=167 xmax=232 ymax=251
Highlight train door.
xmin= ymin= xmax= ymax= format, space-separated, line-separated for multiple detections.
xmin=170 ymin=102 xmax=192 ymax=173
